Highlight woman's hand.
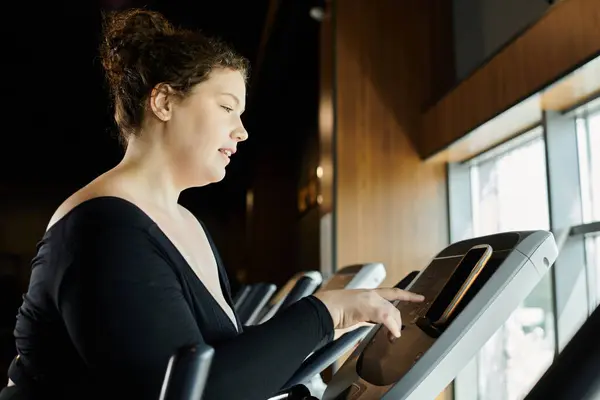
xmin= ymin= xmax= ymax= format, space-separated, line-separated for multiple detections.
xmin=314 ymin=288 xmax=424 ymax=339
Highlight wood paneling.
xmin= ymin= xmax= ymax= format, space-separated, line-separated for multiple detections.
xmin=431 ymin=54 xmax=600 ymax=164
xmin=430 ymin=94 xmax=543 ymax=164
xmin=541 ymin=54 xmax=600 ymax=111
xmin=318 ymin=0 xmax=335 ymax=216
xmin=326 ymin=4 xmax=451 ymax=394
xmin=332 ymin=0 xmax=449 ymax=294
xmin=421 ymin=0 xmax=600 ymax=159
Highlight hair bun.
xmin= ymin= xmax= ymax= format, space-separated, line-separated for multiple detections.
xmin=100 ymin=9 xmax=174 ymax=88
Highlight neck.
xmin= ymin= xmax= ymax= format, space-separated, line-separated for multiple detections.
xmin=115 ymin=133 xmax=183 ymax=215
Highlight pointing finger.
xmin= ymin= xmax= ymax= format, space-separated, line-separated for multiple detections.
xmin=376 ymin=287 xmax=425 ymax=303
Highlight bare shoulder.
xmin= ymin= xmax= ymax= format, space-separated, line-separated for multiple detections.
xmin=47 ymin=191 xmax=93 ymax=232
xmin=46 ymin=174 xmax=124 ymax=232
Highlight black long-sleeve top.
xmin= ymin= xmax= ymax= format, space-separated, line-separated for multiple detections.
xmin=8 ymin=197 xmax=334 ymax=400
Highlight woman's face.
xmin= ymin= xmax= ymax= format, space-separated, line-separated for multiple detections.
xmin=155 ymin=68 xmax=248 ymax=188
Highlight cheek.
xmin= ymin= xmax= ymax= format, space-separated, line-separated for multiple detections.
xmin=191 ymin=113 xmax=222 ymax=143
xmin=173 ymin=121 xmax=205 ymax=152
xmin=171 ymin=107 xmax=226 ymax=156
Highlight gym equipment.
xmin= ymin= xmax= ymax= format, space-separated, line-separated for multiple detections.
xmin=257 ymin=271 xmax=323 ymax=325
xmin=259 ymin=263 xmax=386 ymax=326
xmin=159 ymin=343 xmax=214 ymax=400
xmin=322 ymin=230 xmax=558 ymax=400
xmin=275 ymin=271 xmax=419 ymax=396
xmin=276 ymin=276 xmax=322 ymax=314
xmin=233 ymin=285 xmax=252 ymax=309
xmin=318 ymin=263 xmax=386 ymax=292
xmin=236 ymin=283 xmax=277 ymax=326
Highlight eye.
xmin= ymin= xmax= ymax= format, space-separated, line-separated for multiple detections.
xmin=221 ymin=105 xmax=234 ymax=113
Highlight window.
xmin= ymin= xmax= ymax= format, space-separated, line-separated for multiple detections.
xmin=576 ymin=107 xmax=600 ymax=308
xmin=577 ymin=109 xmax=600 ymax=224
xmin=450 ymin=95 xmax=600 ymax=400
xmin=586 ymin=237 xmax=600 ymax=308
xmin=448 ymin=90 xmax=600 ymax=400
xmin=467 ymin=130 xmax=556 ymax=400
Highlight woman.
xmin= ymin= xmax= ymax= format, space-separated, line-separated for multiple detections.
xmin=0 ymin=9 xmax=424 ymax=400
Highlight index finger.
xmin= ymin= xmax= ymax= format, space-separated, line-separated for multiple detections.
xmin=375 ymin=287 xmax=425 ymax=303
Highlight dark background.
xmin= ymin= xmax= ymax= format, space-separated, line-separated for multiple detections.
xmin=0 ymin=0 xmax=325 ymax=377
xmin=0 ymin=0 xmax=324 ymax=281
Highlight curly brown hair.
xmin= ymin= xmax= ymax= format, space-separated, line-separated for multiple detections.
xmin=100 ymin=9 xmax=250 ymax=143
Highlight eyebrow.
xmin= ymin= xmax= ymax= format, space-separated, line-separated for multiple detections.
xmin=221 ymin=92 xmax=245 ymax=113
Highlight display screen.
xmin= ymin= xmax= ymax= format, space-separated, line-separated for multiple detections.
xmin=425 ymin=246 xmax=491 ymax=324
xmin=357 ymin=247 xmax=500 ymax=387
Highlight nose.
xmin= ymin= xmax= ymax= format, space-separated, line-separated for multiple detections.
xmin=232 ymin=126 xmax=248 ymax=142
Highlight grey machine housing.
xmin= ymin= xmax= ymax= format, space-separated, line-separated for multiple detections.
xmin=319 ymin=263 xmax=387 ymax=292
xmin=322 ymin=230 xmax=558 ymax=400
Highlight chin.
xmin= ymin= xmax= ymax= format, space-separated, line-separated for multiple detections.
xmin=209 ymin=173 xmax=226 ymax=183
xmin=206 ymin=167 xmax=227 ymax=184
xmin=181 ymin=168 xmax=226 ymax=189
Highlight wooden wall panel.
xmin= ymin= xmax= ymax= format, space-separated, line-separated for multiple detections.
xmin=421 ymin=0 xmax=600 ymax=159
xmin=429 ymin=53 xmax=600 ymax=165
xmin=328 ymin=4 xmax=451 ymax=395
xmin=318 ymin=0 xmax=335 ymax=217
xmin=332 ymin=0 xmax=449 ymax=294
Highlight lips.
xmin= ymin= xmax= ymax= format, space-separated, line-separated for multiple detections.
xmin=219 ymin=149 xmax=232 ymax=157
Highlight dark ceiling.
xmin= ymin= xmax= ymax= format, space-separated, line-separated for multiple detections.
xmin=0 ymin=0 xmax=322 ymax=203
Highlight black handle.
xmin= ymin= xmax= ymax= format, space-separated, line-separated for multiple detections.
xmin=268 ymin=384 xmax=313 ymax=399
xmin=236 ymin=283 xmax=276 ymax=325
xmin=277 ymin=276 xmax=320 ymax=314
xmin=281 ymin=326 xmax=372 ymax=390
xmin=159 ymin=344 xmax=214 ymax=400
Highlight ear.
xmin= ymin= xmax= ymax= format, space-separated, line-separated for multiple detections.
xmin=149 ymin=83 xmax=175 ymax=122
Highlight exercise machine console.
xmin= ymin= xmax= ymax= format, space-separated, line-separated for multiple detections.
xmin=322 ymin=230 xmax=557 ymax=400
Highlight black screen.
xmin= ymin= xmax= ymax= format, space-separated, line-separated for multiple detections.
xmin=425 ymin=247 xmax=490 ymax=323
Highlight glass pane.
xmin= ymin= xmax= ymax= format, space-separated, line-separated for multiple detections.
xmin=577 ymin=111 xmax=600 ymax=308
xmin=586 ymin=236 xmax=600 ymax=309
xmin=585 ymin=113 xmax=600 ymax=222
xmin=577 ymin=112 xmax=600 ymax=306
xmin=470 ymin=136 xmax=555 ymax=400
